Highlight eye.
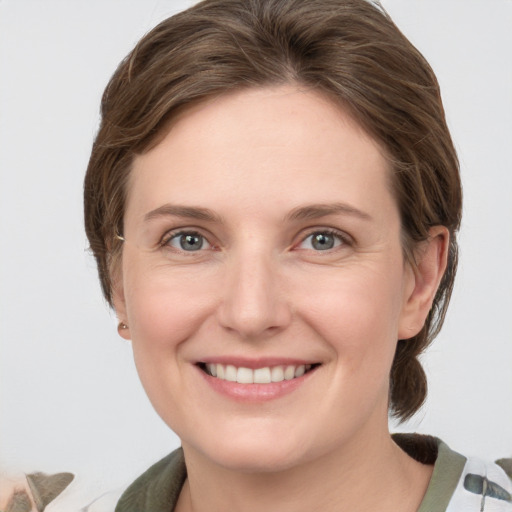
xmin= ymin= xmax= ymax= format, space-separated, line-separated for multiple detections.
xmin=299 ymin=231 xmax=345 ymax=251
xmin=164 ymin=231 xmax=211 ymax=252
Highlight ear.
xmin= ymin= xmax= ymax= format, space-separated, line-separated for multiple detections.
xmin=398 ymin=226 xmax=449 ymax=340
xmin=112 ymin=277 xmax=131 ymax=341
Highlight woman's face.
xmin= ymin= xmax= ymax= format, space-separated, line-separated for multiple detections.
xmin=116 ymin=86 xmax=426 ymax=471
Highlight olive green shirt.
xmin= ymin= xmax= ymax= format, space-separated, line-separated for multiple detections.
xmin=115 ymin=435 xmax=512 ymax=512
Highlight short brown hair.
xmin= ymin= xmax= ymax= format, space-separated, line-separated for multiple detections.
xmin=84 ymin=0 xmax=462 ymax=421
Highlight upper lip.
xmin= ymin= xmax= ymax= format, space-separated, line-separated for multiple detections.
xmin=197 ymin=357 xmax=320 ymax=369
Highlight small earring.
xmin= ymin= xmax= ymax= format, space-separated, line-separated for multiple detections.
xmin=118 ymin=322 xmax=128 ymax=332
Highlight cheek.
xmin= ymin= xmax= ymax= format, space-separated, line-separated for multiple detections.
xmin=128 ymin=290 xmax=203 ymax=352
xmin=297 ymin=265 xmax=405 ymax=365
xmin=121 ymin=264 xmax=219 ymax=424
xmin=123 ymin=259 xmax=218 ymax=352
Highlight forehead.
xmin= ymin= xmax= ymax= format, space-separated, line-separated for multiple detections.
xmin=126 ymin=85 xmax=396 ymax=223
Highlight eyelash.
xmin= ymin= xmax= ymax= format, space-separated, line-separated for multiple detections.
xmin=159 ymin=227 xmax=352 ymax=255
xmin=296 ymin=228 xmax=351 ymax=251
xmin=160 ymin=230 xmax=214 ymax=252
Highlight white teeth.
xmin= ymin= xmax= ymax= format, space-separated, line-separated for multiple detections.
xmin=271 ymin=366 xmax=284 ymax=382
xmin=205 ymin=363 xmax=316 ymax=383
xmin=284 ymin=365 xmax=295 ymax=380
xmin=237 ymin=367 xmax=253 ymax=384
xmin=254 ymin=367 xmax=271 ymax=384
xmin=294 ymin=365 xmax=305 ymax=378
xmin=207 ymin=363 xmax=217 ymax=377
xmin=225 ymin=365 xmax=237 ymax=382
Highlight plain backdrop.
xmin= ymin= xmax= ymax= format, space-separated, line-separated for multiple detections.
xmin=1 ymin=0 xmax=511 ymax=507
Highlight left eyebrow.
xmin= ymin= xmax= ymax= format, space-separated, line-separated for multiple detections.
xmin=143 ymin=204 xmax=222 ymax=223
xmin=285 ymin=203 xmax=373 ymax=222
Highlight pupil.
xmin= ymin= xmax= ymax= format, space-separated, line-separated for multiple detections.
xmin=180 ymin=234 xmax=202 ymax=251
xmin=312 ymin=233 xmax=334 ymax=250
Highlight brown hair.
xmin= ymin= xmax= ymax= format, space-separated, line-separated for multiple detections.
xmin=84 ymin=0 xmax=462 ymax=421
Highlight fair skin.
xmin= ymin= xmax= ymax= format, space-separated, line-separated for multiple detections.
xmin=114 ymin=85 xmax=448 ymax=512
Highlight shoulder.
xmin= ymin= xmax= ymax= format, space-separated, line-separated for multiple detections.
xmin=395 ymin=434 xmax=512 ymax=512
xmin=115 ymin=448 xmax=187 ymax=512
xmin=447 ymin=451 xmax=512 ymax=512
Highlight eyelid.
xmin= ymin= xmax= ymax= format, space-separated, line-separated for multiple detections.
xmin=295 ymin=227 xmax=353 ymax=250
xmin=156 ymin=225 xmax=352 ymax=252
xmin=159 ymin=227 xmax=216 ymax=251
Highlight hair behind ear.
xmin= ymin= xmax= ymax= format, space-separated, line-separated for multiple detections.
xmin=391 ymin=227 xmax=449 ymax=420
xmin=390 ymin=338 xmax=427 ymax=420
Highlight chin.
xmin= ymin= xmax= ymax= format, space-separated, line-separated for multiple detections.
xmin=182 ymin=421 xmax=322 ymax=474
xmin=207 ymin=443 xmax=307 ymax=473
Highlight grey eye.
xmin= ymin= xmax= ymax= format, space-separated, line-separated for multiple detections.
xmin=168 ymin=232 xmax=210 ymax=251
xmin=300 ymin=232 xmax=342 ymax=251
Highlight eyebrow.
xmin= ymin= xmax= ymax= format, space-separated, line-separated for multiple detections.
xmin=143 ymin=202 xmax=372 ymax=224
xmin=285 ymin=203 xmax=373 ymax=222
xmin=143 ymin=204 xmax=222 ymax=223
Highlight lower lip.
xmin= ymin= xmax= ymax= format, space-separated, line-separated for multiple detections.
xmin=196 ymin=366 xmax=318 ymax=402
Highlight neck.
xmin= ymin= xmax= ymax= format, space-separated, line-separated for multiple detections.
xmin=176 ymin=426 xmax=433 ymax=512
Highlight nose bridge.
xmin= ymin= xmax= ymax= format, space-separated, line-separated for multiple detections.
xmin=217 ymin=242 xmax=290 ymax=339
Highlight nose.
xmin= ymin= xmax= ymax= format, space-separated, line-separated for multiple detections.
xmin=216 ymin=252 xmax=292 ymax=340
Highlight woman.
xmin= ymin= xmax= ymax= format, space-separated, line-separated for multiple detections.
xmin=81 ymin=0 xmax=511 ymax=511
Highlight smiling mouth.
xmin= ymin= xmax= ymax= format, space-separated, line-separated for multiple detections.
xmin=197 ymin=363 xmax=320 ymax=384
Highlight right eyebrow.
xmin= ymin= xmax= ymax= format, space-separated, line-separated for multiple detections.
xmin=285 ymin=202 xmax=373 ymax=222
xmin=143 ymin=204 xmax=222 ymax=223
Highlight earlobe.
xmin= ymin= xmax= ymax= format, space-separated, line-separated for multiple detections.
xmin=112 ymin=280 xmax=131 ymax=340
xmin=398 ymin=226 xmax=449 ymax=340
xmin=117 ymin=321 xmax=131 ymax=340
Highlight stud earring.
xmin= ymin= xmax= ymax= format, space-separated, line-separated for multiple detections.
xmin=118 ymin=322 xmax=129 ymax=332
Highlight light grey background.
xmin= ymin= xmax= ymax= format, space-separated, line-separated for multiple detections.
xmin=1 ymin=0 xmax=511 ymax=505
